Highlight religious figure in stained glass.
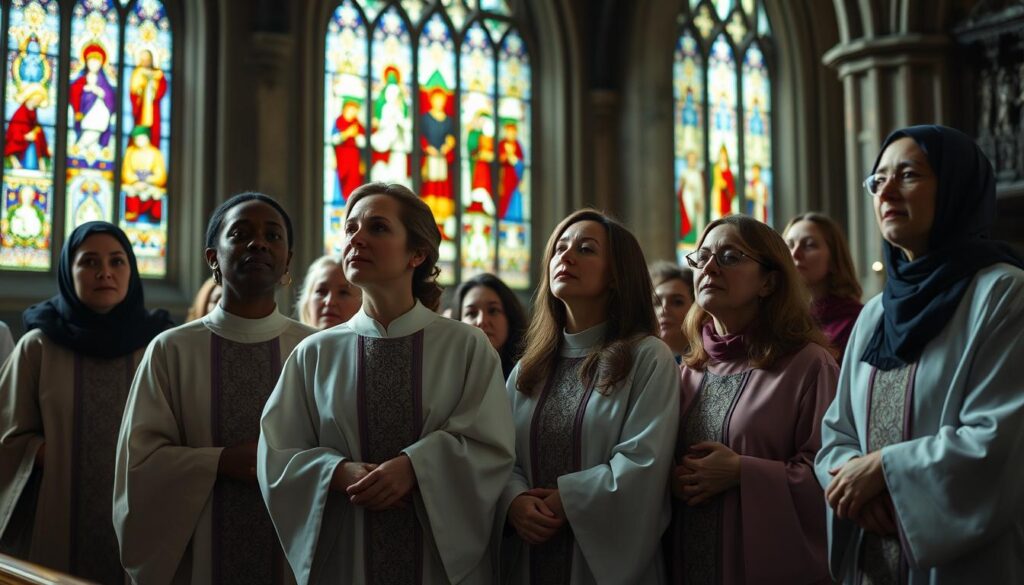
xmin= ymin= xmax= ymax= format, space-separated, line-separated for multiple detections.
xmin=5 ymin=84 xmax=50 ymax=171
xmin=497 ymin=118 xmax=524 ymax=221
xmin=370 ymin=65 xmax=412 ymax=183
xmin=677 ymin=149 xmax=704 ymax=240
xmin=128 ymin=48 xmax=166 ymax=145
xmin=420 ymin=72 xmax=456 ymax=235
xmin=6 ymin=184 xmax=47 ymax=242
xmin=69 ymin=43 xmax=116 ymax=153
xmin=712 ymin=144 xmax=737 ymax=217
xmin=747 ymin=163 xmax=768 ymax=221
xmin=122 ymin=124 xmax=166 ymax=223
xmin=331 ymin=97 xmax=366 ymax=203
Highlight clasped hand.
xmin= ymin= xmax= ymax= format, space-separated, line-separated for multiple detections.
xmin=334 ymin=454 xmax=417 ymax=512
xmin=826 ymin=451 xmax=896 ymax=535
xmin=672 ymin=441 xmax=740 ymax=506
xmin=508 ymin=487 xmax=565 ymax=545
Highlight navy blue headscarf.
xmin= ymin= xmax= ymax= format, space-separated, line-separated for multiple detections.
xmin=22 ymin=221 xmax=174 ymax=358
xmin=861 ymin=125 xmax=1024 ymax=370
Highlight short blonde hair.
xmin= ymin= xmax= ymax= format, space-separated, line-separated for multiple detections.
xmin=296 ymin=254 xmax=346 ymax=326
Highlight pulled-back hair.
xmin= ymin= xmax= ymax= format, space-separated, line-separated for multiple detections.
xmin=345 ymin=182 xmax=443 ymax=311
xmin=516 ymin=209 xmax=657 ymax=395
xmin=649 ymin=260 xmax=694 ymax=291
xmin=205 ymin=191 xmax=294 ymax=250
xmin=783 ymin=212 xmax=862 ymax=301
xmin=455 ymin=273 xmax=527 ymax=378
xmin=683 ymin=215 xmax=831 ymax=370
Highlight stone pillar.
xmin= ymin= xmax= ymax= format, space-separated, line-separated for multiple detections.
xmin=823 ymin=28 xmax=952 ymax=297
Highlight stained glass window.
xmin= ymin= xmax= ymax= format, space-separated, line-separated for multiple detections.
xmin=1 ymin=0 xmax=176 ymax=275
xmin=323 ymin=0 xmax=532 ymax=288
xmin=673 ymin=0 xmax=772 ymax=263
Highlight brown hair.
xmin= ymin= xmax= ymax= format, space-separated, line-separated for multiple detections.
xmin=783 ymin=212 xmax=862 ymax=301
xmin=186 ymin=277 xmax=219 ymax=322
xmin=682 ymin=215 xmax=831 ymax=370
xmin=516 ymin=209 xmax=657 ymax=395
xmin=649 ymin=260 xmax=694 ymax=295
xmin=345 ymin=182 xmax=443 ymax=311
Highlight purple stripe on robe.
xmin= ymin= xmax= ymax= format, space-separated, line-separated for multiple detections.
xmin=357 ymin=331 xmax=425 ymax=585
xmin=70 ymin=353 xmax=133 ymax=583
xmin=528 ymin=357 xmax=592 ymax=585
xmin=210 ymin=334 xmax=285 ymax=585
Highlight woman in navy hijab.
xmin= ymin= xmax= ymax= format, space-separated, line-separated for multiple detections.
xmin=816 ymin=126 xmax=1024 ymax=582
xmin=0 ymin=222 xmax=171 ymax=582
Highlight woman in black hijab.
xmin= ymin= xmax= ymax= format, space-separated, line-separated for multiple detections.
xmin=0 ymin=221 xmax=171 ymax=583
xmin=815 ymin=126 xmax=1024 ymax=582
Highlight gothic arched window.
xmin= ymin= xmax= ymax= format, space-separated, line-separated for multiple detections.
xmin=674 ymin=0 xmax=772 ymax=262
xmin=1 ymin=0 xmax=175 ymax=276
xmin=323 ymin=0 xmax=532 ymax=288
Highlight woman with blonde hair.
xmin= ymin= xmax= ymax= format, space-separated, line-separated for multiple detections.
xmin=295 ymin=254 xmax=361 ymax=329
xmin=668 ymin=214 xmax=837 ymax=584
xmin=784 ymin=212 xmax=863 ymax=359
xmin=499 ymin=209 xmax=679 ymax=584
xmin=258 ymin=182 xmax=514 ymax=584
xmin=185 ymin=276 xmax=221 ymax=322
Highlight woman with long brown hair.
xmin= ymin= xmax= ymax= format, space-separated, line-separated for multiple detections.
xmin=258 ymin=183 xmax=514 ymax=584
xmin=784 ymin=212 xmax=863 ymax=359
xmin=498 ymin=209 xmax=679 ymax=584
xmin=668 ymin=214 xmax=837 ymax=584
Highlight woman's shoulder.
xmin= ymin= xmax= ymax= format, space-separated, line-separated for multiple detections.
xmin=632 ymin=334 xmax=678 ymax=366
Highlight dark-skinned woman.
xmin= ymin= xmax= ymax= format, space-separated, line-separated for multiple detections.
xmin=114 ymin=193 xmax=315 ymax=585
xmin=0 ymin=222 xmax=172 ymax=582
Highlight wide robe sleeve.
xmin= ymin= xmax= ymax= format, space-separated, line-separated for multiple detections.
xmin=113 ymin=337 xmax=223 ymax=585
xmin=402 ymin=330 xmax=516 ymax=583
xmin=496 ymin=364 xmax=531 ymax=519
xmin=881 ymin=273 xmax=1024 ymax=569
xmin=815 ymin=311 xmax=873 ymax=577
xmin=257 ymin=341 xmax=347 ymax=585
xmin=557 ymin=339 xmax=680 ymax=584
xmin=737 ymin=349 xmax=837 ymax=582
xmin=0 ymin=334 xmax=44 ymax=539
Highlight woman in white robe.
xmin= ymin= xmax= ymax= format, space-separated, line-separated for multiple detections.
xmin=258 ymin=182 xmax=515 ymax=585
xmin=114 ymin=193 xmax=314 ymax=585
xmin=498 ymin=209 xmax=680 ymax=585
xmin=816 ymin=125 xmax=1024 ymax=582
xmin=0 ymin=221 xmax=172 ymax=583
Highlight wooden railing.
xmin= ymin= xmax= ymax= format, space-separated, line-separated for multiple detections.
xmin=0 ymin=555 xmax=95 ymax=585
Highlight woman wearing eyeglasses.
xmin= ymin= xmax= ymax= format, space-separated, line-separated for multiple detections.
xmin=816 ymin=126 xmax=1024 ymax=582
xmin=667 ymin=215 xmax=837 ymax=585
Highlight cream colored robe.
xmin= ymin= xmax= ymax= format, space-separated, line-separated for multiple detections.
xmin=114 ymin=306 xmax=314 ymax=585
xmin=258 ymin=301 xmax=515 ymax=585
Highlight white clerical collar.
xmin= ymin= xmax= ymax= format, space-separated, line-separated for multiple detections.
xmin=348 ymin=300 xmax=436 ymax=339
xmin=560 ymin=321 xmax=608 ymax=357
xmin=202 ymin=304 xmax=292 ymax=344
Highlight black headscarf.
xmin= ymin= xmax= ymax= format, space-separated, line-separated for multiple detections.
xmin=22 ymin=221 xmax=174 ymax=358
xmin=861 ymin=125 xmax=1024 ymax=370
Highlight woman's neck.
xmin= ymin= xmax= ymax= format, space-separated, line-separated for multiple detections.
xmin=220 ymin=289 xmax=276 ymax=319
xmin=362 ymin=287 xmax=416 ymax=329
xmin=710 ymin=305 xmax=757 ymax=336
xmin=562 ymin=297 xmax=609 ymax=334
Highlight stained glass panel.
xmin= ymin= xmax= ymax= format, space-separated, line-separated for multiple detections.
xmin=120 ymin=0 xmax=171 ymax=276
xmin=2 ymin=0 xmax=60 ymax=270
xmin=369 ymin=6 xmax=412 ymax=186
xmin=440 ymin=0 xmax=467 ymax=30
xmin=497 ymin=28 xmax=529 ymax=289
xmin=713 ymin=0 xmax=732 ymax=20
xmin=418 ymin=12 xmax=457 ymax=284
xmin=741 ymin=0 xmax=755 ymax=17
xmin=323 ymin=0 xmax=369 ymax=255
xmin=757 ymin=2 xmax=771 ymax=36
xmin=483 ymin=18 xmax=509 ymax=41
xmin=459 ymin=21 xmax=495 ymax=281
xmin=479 ymin=0 xmax=510 ymax=15
xmin=707 ymin=34 xmax=738 ymax=222
xmin=361 ymin=0 xmax=384 ymax=23
xmin=65 ymin=0 xmax=120 ymax=237
xmin=400 ymin=0 xmax=424 ymax=23
xmin=743 ymin=42 xmax=771 ymax=223
xmin=673 ymin=30 xmax=704 ymax=261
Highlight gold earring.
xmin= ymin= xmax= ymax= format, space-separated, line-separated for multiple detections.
xmin=280 ymin=272 xmax=293 ymax=287
xmin=212 ymin=267 xmax=222 ymax=286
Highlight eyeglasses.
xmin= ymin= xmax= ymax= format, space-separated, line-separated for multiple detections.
xmin=862 ymin=169 xmax=927 ymax=196
xmin=685 ymin=248 xmax=769 ymax=270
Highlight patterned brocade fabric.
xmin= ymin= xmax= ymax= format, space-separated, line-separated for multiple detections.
xmin=212 ymin=337 xmax=282 ymax=585
xmin=860 ymin=364 xmax=914 ymax=585
xmin=679 ymin=371 xmax=746 ymax=585
xmin=359 ymin=334 xmax=423 ymax=585
xmin=73 ymin=355 xmax=132 ymax=584
xmin=530 ymin=357 xmax=590 ymax=585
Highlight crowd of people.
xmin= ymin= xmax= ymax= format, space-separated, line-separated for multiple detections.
xmin=0 ymin=125 xmax=1022 ymax=584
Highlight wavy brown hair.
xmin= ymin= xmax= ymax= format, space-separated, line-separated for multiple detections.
xmin=345 ymin=182 xmax=443 ymax=311
xmin=682 ymin=215 xmax=831 ymax=370
xmin=516 ymin=209 xmax=657 ymax=395
xmin=784 ymin=212 xmax=862 ymax=301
